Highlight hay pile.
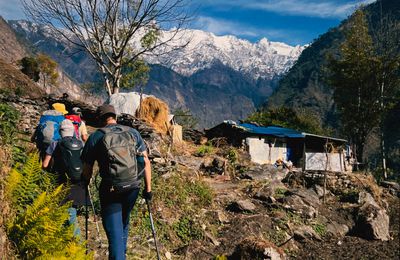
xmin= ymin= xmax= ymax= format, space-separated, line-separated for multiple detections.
xmin=136 ymin=96 xmax=170 ymax=135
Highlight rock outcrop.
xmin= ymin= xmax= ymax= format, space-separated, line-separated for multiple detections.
xmin=354 ymin=191 xmax=390 ymax=241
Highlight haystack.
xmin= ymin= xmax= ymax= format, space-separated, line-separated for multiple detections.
xmin=136 ymin=96 xmax=170 ymax=135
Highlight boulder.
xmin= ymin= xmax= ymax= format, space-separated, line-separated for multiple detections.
xmin=354 ymin=192 xmax=390 ymax=241
xmin=326 ymin=221 xmax=349 ymax=237
xmin=312 ymin=184 xmax=331 ymax=199
xmin=242 ymin=164 xmax=287 ymax=181
xmin=255 ymin=180 xmax=287 ymax=202
xmin=280 ymin=189 xmax=320 ymax=219
xmin=231 ymin=237 xmax=285 ymax=260
xmin=294 ymin=225 xmax=322 ymax=241
xmin=228 ymin=199 xmax=257 ymax=213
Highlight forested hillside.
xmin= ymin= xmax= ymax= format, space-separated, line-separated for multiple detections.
xmin=267 ymin=0 xmax=400 ymax=127
xmin=264 ymin=0 xmax=400 ymax=175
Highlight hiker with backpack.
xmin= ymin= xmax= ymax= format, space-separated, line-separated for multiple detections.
xmin=65 ymin=107 xmax=89 ymax=142
xmin=81 ymin=104 xmax=152 ymax=260
xmin=42 ymin=119 xmax=87 ymax=237
xmin=32 ymin=102 xmax=68 ymax=159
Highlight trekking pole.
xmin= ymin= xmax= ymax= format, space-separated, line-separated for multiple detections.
xmin=85 ymin=185 xmax=89 ymax=254
xmin=146 ymin=200 xmax=161 ymax=260
xmin=87 ymin=187 xmax=101 ymax=238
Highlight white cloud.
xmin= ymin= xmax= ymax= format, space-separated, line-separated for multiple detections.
xmin=196 ymin=16 xmax=298 ymax=41
xmin=0 ymin=0 xmax=25 ymax=20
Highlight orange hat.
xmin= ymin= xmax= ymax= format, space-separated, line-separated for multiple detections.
xmin=52 ymin=103 xmax=68 ymax=115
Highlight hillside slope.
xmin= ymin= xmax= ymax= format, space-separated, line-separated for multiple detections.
xmin=267 ymin=0 xmax=400 ymax=127
xmin=0 ymin=16 xmax=102 ymax=104
xmin=0 ymin=17 xmax=27 ymax=64
xmin=0 ymin=59 xmax=44 ymax=98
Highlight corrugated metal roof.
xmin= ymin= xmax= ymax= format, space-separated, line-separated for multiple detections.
xmin=232 ymin=122 xmax=347 ymax=142
xmin=238 ymin=123 xmax=305 ymax=138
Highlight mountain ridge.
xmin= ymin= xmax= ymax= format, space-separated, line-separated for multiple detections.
xmin=7 ymin=19 xmax=303 ymax=127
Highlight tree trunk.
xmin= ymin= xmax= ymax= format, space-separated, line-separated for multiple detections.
xmin=381 ymin=129 xmax=387 ymax=179
xmin=139 ymin=85 xmax=144 ymax=116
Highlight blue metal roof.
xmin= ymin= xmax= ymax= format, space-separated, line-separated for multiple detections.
xmin=237 ymin=123 xmax=305 ymax=138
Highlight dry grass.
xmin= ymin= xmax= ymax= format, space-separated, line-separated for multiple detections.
xmin=348 ymin=172 xmax=383 ymax=204
xmin=136 ymin=96 xmax=170 ymax=135
xmin=0 ymin=146 xmax=16 ymax=259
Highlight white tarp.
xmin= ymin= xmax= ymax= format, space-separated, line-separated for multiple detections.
xmin=108 ymin=92 xmax=152 ymax=116
xmin=246 ymin=137 xmax=287 ymax=164
xmin=305 ymin=153 xmax=344 ymax=172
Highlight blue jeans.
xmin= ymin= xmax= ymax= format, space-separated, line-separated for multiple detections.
xmin=100 ymin=186 xmax=140 ymax=260
xmin=67 ymin=207 xmax=81 ymax=237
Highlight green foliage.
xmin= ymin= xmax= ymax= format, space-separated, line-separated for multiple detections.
xmin=195 ymin=145 xmax=214 ymax=157
xmin=247 ymin=107 xmax=331 ymax=135
xmin=37 ymin=53 xmax=59 ymax=88
xmin=5 ymin=153 xmax=89 ymax=259
xmin=18 ymin=56 xmax=40 ymax=82
xmin=327 ymin=9 xmax=381 ymax=161
xmin=173 ymin=108 xmax=199 ymax=129
xmin=0 ymin=103 xmax=20 ymax=146
xmin=131 ymin=171 xmax=213 ymax=249
xmin=172 ymin=216 xmax=203 ymax=245
xmin=312 ymin=223 xmax=327 ymax=237
xmin=274 ymin=188 xmax=288 ymax=199
xmin=120 ymin=59 xmax=150 ymax=89
xmin=155 ymin=173 xmax=213 ymax=209
xmin=5 ymin=153 xmax=54 ymax=213
xmin=213 ymin=255 xmax=228 ymax=260
xmin=227 ymin=148 xmax=238 ymax=165
xmin=140 ymin=29 xmax=160 ymax=49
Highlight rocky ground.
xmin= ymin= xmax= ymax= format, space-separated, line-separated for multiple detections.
xmin=2 ymin=94 xmax=400 ymax=260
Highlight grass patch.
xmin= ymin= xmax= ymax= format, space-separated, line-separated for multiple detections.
xmin=195 ymin=144 xmax=214 ymax=157
xmin=130 ymin=169 xmax=215 ymax=254
xmin=274 ymin=187 xmax=288 ymax=198
xmin=173 ymin=216 xmax=204 ymax=245
xmin=312 ymin=222 xmax=327 ymax=237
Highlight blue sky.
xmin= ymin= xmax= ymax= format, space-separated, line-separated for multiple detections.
xmin=0 ymin=0 xmax=376 ymax=46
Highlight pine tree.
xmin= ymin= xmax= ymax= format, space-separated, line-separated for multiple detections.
xmin=328 ymin=9 xmax=381 ymax=163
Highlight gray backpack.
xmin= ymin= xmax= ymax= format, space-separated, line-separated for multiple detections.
xmin=100 ymin=125 xmax=139 ymax=193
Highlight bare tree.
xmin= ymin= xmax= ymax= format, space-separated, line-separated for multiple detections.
xmin=22 ymin=0 xmax=191 ymax=96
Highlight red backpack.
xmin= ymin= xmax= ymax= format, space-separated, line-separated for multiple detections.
xmin=65 ymin=114 xmax=82 ymax=139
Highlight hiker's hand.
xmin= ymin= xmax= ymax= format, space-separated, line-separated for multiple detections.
xmin=143 ymin=190 xmax=152 ymax=202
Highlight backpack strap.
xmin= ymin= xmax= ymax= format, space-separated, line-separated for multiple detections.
xmin=99 ymin=125 xmax=132 ymax=135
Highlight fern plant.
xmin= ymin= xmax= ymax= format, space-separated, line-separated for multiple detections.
xmin=5 ymin=153 xmax=91 ymax=259
xmin=5 ymin=153 xmax=54 ymax=213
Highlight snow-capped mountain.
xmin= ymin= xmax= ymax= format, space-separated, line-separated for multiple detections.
xmin=8 ymin=19 xmax=304 ymax=127
xmin=10 ymin=20 xmax=303 ymax=80
xmin=146 ymin=29 xmax=304 ymax=79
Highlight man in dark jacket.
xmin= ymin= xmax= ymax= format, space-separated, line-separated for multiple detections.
xmin=81 ymin=104 xmax=152 ymax=260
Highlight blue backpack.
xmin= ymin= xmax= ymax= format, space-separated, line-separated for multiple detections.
xmin=36 ymin=110 xmax=65 ymax=150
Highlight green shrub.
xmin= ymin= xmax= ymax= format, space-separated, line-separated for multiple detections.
xmin=274 ymin=188 xmax=287 ymax=198
xmin=173 ymin=216 xmax=203 ymax=245
xmin=5 ymin=153 xmax=55 ymax=213
xmin=131 ymin=170 xmax=214 ymax=251
xmin=312 ymin=223 xmax=327 ymax=237
xmin=5 ymin=153 xmax=90 ymax=259
xmin=227 ymin=148 xmax=238 ymax=164
xmin=195 ymin=145 xmax=214 ymax=157
xmin=0 ymin=103 xmax=20 ymax=146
